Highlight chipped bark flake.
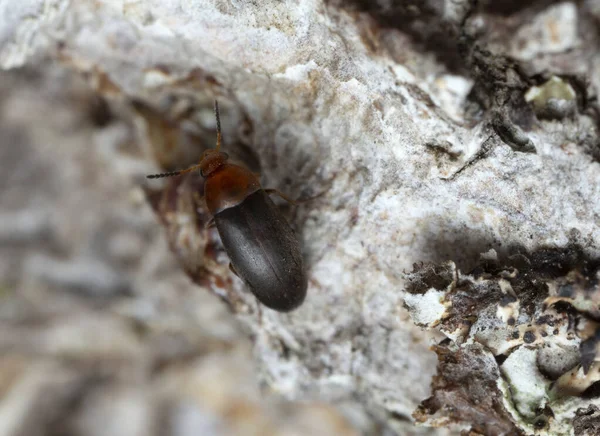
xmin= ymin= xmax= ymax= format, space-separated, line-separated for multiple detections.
xmin=574 ymin=404 xmax=600 ymax=436
xmin=406 ymin=245 xmax=600 ymax=434
xmin=413 ymin=343 xmax=523 ymax=436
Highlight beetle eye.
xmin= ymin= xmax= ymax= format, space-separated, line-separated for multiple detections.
xmin=222 ymin=152 xmax=229 ymax=159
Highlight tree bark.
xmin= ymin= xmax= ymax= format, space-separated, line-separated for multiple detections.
xmin=1 ymin=1 xmax=599 ymax=434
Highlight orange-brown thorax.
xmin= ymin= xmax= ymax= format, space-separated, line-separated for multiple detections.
xmin=204 ymin=163 xmax=261 ymax=215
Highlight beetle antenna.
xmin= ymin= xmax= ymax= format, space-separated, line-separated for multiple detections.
xmin=214 ymin=100 xmax=222 ymax=152
xmin=146 ymin=100 xmax=222 ymax=180
xmin=146 ymin=164 xmax=202 ymax=179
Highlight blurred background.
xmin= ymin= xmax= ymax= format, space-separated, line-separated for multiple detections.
xmin=0 ymin=61 xmax=366 ymax=436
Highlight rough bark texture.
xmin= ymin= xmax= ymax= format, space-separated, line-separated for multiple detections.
xmin=406 ymin=245 xmax=600 ymax=434
xmin=1 ymin=0 xmax=600 ymax=435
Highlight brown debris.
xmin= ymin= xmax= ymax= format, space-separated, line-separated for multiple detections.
xmin=406 ymin=245 xmax=600 ymax=433
xmin=413 ymin=343 xmax=523 ymax=436
xmin=574 ymin=404 xmax=600 ymax=436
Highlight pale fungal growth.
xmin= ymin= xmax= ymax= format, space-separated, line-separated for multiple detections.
xmin=405 ymin=245 xmax=600 ymax=434
xmin=525 ymin=76 xmax=577 ymax=119
xmin=403 ymin=288 xmax=449 ymax=327
xmin=552 ymin=362 xmax=600 ymax=398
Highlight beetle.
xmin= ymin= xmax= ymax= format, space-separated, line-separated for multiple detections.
xmin=147 ymin=101 xmax=307 ymax=311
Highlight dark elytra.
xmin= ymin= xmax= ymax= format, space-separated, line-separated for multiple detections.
xmin=147 ymin=101 xmax=308 ymax=312
xmin=216 ymin=190 xmax=306 ymax=311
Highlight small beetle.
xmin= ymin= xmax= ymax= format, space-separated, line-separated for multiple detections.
xmin=147 ymin=101 xmax=307 ymax=311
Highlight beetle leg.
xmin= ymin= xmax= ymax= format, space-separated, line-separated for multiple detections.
xmin=205 ymin=218 xmax=216 ymax=229
xmin=264 ymin=189 xmax=297 ymax=206
xmin=229 ymin=263 xmax=240 ymax=278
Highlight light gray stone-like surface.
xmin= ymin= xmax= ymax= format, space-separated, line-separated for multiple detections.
xmin=0 ymin=64 xmax=370 ymax=436
xmin=1 ymin=0 xmax=599 ymax=434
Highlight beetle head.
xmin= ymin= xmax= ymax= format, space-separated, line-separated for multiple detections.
xmin=200 ymin=149 xmax=229 ymax=177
